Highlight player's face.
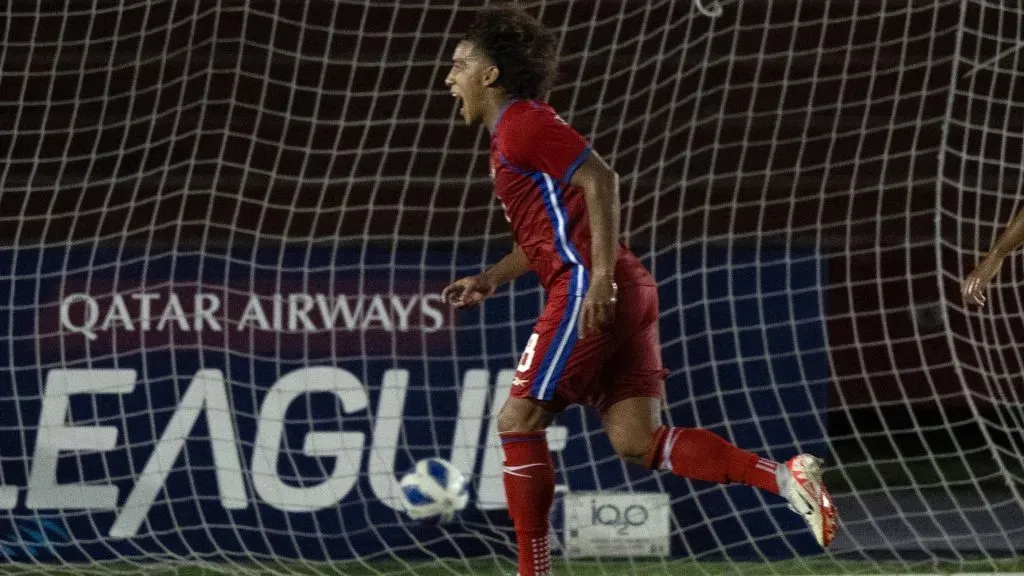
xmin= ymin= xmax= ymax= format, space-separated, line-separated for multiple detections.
xmin=445 ymin=41 xmax=497 ymax=125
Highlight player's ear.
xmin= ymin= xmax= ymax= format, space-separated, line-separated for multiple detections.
xmin=482 ymin=65 xmax=500 ymax=88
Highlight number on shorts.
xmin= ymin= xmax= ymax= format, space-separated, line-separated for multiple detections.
xmin=517 ymin=333 xmax=540 ymax=372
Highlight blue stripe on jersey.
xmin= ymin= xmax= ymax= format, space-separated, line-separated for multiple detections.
xmin=531 ymin=171 xmax=575 ymax=265
xmin=544 ymin=172 xmax=589 ymax=295
xmin=530 ymin=173 xmax=588 ymax=400
xmin=560 ymin=145 xmax=592 ymax=188
xmin=497 ymin=153 xmax=590 ymax=401
xmin=532 ymin=281 xmax=582 ymax=401
xmin=498 ymin=153 xmax=529 ymax=174
xmin=500 ymin=153 xmax=587 ymax=281
xmin=498 ymin=153 xmax=589 ymax=288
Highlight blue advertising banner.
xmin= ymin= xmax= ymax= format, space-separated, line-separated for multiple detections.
xmin=0 ymin=245 xmax=829 ymax=562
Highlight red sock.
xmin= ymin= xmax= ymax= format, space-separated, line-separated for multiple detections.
xmin=644 ymin=426 xmax=779 ymax=494
xmin=500 ymin=431 xmax=554 ymax=576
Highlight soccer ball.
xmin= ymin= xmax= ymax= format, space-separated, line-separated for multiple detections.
xmin=399 ymin=457 xmax=469 ymax=522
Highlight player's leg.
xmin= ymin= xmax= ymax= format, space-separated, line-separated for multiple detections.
xmin=500 ymin=288 xmax=595 ymax=576
xmin=602 ymin=394 xmax=781 ymax=492
xmin=598 ymin=284 xmax=838 ymax=547
xmin=599 ymin=283 xmax=782 ymax=489
xmin=496 ymin=397 xmax=558 ymax=576
xmin=602 ymin=393 xmax=837 ymax=547
xmin=597 ymin=396 xmax=659 ymax=467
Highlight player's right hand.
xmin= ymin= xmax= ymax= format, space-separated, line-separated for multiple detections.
xmin=442 ymin=274 xmax=497 ymax=308
xmin=962 ymin=258 xmax=1001 ymax=307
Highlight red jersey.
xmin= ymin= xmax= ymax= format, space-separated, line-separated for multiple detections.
xmin=489 ymin=99 xmax=652 ymax=295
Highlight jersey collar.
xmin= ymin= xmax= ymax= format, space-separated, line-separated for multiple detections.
xmin=490 ymin=98 xmax=520 ymax=134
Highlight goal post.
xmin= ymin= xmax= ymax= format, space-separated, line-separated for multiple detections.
xmin=1 ymin=0 xmax=1022 ymax=574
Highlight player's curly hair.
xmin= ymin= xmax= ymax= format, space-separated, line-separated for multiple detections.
xmin=464 ymin=6 xmax=557 ymax=100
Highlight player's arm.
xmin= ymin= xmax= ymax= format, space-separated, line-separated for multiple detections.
xmin=442 ymin=243 xmax=528 ymax=308
xmin=482 ymin=243 xmax=530 ymax=286
xmin=571 ymin=152 xmax=620 ymax=338
xmin=963 ymin=207 xmax=1024 ymax=307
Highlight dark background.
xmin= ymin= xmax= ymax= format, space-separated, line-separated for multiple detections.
xmin=1 ymin=0 xmax=1023 ymax=493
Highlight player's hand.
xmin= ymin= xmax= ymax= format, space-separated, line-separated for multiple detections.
xmin=579 ymin=275 xmax=617 ymax=339
xmin=962 ymin=258 xmax=1002 ymax=307
xmin=442 ymin=274 xmax=497 ymax=308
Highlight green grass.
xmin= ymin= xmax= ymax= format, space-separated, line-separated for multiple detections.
xmin=2 ymin=559 xmax=1024 ymax=576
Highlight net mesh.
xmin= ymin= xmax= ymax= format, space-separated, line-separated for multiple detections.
xmin=1 ymin=0 xmax=1022 ymax=574
xmin=939 ymin=0 xmax=1024 ymax=557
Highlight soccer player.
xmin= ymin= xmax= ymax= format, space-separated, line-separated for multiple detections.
xmin=962 ymin=207 xmax=1024 ymax=306
xmin=441 ymin=7 xmax=837 ymax=574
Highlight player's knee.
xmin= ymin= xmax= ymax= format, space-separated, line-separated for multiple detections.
xmin=497 ymin=398 xmax=552 ymax=434
xmin=606 ymin=424 xmax=654 ymax=463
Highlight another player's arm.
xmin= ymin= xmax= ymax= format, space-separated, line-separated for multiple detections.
xmin=442 ymin=243 xmax=528 ymax=308
xmin=571 ymin=152 xmax=620 ymax=338
xmin=962 ymin=207 xmax=1024 ymax=306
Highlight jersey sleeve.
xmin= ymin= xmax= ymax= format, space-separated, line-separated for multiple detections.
xmin=500 ymin=105 xmax=592 ymax=187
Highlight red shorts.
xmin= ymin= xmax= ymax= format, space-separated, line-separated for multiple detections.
xmin=510 ymin=283 xmax=668 ymax=414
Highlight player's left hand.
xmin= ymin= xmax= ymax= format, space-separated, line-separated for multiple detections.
xmin=579 ymin=276 xmax=617 ymax=339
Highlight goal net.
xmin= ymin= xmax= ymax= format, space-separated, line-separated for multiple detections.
xmin=939 ymin=0 xmax=1024 ymax=563
xmin=1 ymin=0 xmax=1022 ymax=574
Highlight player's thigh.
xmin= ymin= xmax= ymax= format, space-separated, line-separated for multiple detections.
xmin=595 ymin=284 xmax=669 ymax=455
xmin=510 ymin=296 xmax=611 ymax=407
xmin=602 ymin=285 xmax=668 ymax=407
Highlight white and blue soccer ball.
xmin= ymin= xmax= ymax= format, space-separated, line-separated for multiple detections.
xmin=399 ymin=458 xmax=469 ymax=522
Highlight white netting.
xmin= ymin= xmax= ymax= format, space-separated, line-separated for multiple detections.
xmin=1 ymin=0 xmax=1022 ymax=574
xmin=940 ymin=0 xmax=1024 ymax=559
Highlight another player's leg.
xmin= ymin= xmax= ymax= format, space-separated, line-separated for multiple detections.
xmin=496 ymin=396 xmax=559 ymax=576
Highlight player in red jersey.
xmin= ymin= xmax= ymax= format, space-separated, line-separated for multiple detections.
xmin=441 ymin=7 xmax=836 ymax=574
